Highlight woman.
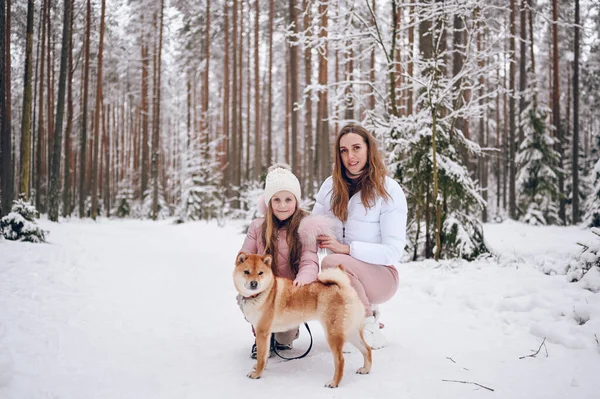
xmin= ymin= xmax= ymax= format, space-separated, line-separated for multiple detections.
xmin=313 ymin=124 xmax=407 ymax=349
xmin=240 ymin=164 xmax=331 ymax=358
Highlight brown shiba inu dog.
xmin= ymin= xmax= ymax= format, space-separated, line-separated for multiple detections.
xmin=233 ymin=252 xmax=372 ymax=388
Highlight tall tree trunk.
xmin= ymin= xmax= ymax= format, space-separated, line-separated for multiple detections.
xmin=0 ymin=0 xmax=13 ymax=216
xmin=202 ymin=0 xmax=210 ymax=148
xmin=103 ymin=103 xmax=110 ymax=216
xmin=19 ymin=0 xmax=35 ymax=200
xmin=62 ymin=0 xmax=74 ymax=217
xmin=316 ymin=0 xmax=329 ymax=183
xmin=48 ymin=0 xmax=72 ymax=221
xmin=509 ymin=0 xmax=517 ymax=220
xmin=141 ymin=36 xmax=149 ymax=200
xmin=91 ymin=0 xmax=106 ymax=220
xmin=79 ymin=0 xmax=91 ymax=217
xmin=231 ymin=0 xmax=239 ymax=202
xmin=289 ymin=0 xmax=299 ymax=176
xmin=518 ymin=0 xmax=527 ymax=145
xmin=303 ymin=0 xmax=313 ymax=194
xmin=45 ymin=0 xmax=53 ymax=209
xmin=253 ymin=0 xmax=261 ymax=179
xmin=151 ymin=1 xmax=164 ymax=220
xmin=266 ymin=0 xmax=274 ymax=167
xmin=37 ymin=0 xmax=47 ymax=212
xmin=572 ymin=0 xmax=580 ymax=222
xmin=407 ymin=0 xmax=414 ymax=115
xmin=552 ymin=0 xmax=565 ymax=223
xmin=221 ymin=1 xmax=230 ymax=183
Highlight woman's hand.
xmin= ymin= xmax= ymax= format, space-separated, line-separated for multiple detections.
xmin=317 ymin=235 xmax=350 ymax=254
xmin=293 ymin=280 xmax=307 ymax=287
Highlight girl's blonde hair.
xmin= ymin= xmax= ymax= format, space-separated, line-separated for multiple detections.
xmin=260 ymin=200 xmax=308 ymax=277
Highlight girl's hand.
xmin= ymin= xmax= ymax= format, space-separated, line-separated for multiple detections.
xmin=317 ymin=235 xmax=350 ymax=254
xmin=293 ymin=280 xmax=307 ymax=287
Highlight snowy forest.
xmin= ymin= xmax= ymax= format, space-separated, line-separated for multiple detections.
xmin=0 ymin=0 xmax=599 ymax=260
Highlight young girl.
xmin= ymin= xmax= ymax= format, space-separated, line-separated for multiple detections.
xmin=239 ymin=164 xmax=331 ymax=358
xmin=313 ymin=124 xmax=408 ymax=350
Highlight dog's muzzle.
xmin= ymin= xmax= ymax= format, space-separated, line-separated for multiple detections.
xmin=249 ymin=280 xmax=258 ymax=290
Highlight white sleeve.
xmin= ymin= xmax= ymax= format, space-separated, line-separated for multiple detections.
xmin=311 ymin=179 xmax=329 ymax=217
xmin=348 ymin=182 xmax=407 ymax=265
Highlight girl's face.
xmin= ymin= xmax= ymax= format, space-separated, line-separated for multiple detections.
xmin=270 ymin=190 xmax=297 ymax=222
xmin=339 ymin=132 xmax=368 ymax=178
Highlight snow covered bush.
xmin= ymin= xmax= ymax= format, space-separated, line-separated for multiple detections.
xmin=441 ymin=212 xmax=488 ymax=261
xmin=583 ymin=159 xmax=600 ymax=227
xmin=567 ymin=227 xmax=600 ymax=292
xmin=0 ymin=199 xmax=47 ymax=243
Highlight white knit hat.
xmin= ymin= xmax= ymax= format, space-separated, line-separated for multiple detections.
xmin=264 ymin=163 xmax=302 ymax=205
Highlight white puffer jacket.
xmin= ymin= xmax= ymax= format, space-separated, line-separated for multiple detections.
xmin=312 ymin=175 xmax=408 ymax=265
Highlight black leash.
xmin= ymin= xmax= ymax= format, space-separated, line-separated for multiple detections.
xmin=271 ymin=322 xmax=313 ymax=360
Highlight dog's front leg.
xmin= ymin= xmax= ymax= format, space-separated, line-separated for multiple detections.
xmin=248 ymin=329 xmax=270 ymax=379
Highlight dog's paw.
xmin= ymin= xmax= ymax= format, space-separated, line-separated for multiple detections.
xmin=247 ymin=371 xmax=262 ymax=379
xmin=356 ymin=367 xmax=370 ymax=375
xmin=325 ymin=380 xmax=339 ymax=388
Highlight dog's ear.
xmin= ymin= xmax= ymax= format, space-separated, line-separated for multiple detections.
xmin=236 ymin=251 xmax=248 ymax=265
xmin=262 ymin=254 xmax=272 ymax=267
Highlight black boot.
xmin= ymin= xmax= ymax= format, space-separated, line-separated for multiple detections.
xmin=250 ymin=336 xmax=276 ymax=359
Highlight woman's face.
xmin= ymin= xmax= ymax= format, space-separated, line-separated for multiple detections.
xmin=270 ymin=190 xmax=297 ymax=222
xmin=339 ymin=132 xmax=368 ymax=178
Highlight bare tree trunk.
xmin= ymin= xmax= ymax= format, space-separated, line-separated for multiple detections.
xmin=48 ymin=0 xmax=72 ymax=221
xmin=79 ymin=0 xmax=91 ymax=217
xmin=572 ymin=0 xmax=580 ymax=222
xmin=231 ymin=0 xmax=239 ymax=202
xmin=91 ymin=0 xmax=106 ymax=220
xmin=0 ymin=0 xmax=14 ymax=216
xmin=518 ymin=0 xmax=527 ymax=145
xmin=141 ymin=21 xmax=150 ymax=200
xmin=509 ymin=0 xmax=517 ymax=219
xmin=62 ymin=0 xmax=74 ymax=217
xmin=46 ymin=0 xmax=53 ymax=209
xmin=222 ymin=1 xmax=230 ymax=183
xmin=253 ymin=0 xmax=261 ymax=179
xmin=37 ymin=0 xmax=47 ymax=212
xmin=303 ymin=0 xmax=313 ymax=194
xmin=407 ymin=0 xmax=414 ymax=115
xmin=266 ymin=0 xmax=273 ymax=167
xmin=316 ymin=0 xmax=329 ymax=183
xmin=369 ymin=0 xmax=376 ymax=113
xmin=103 ymin=104 xmax=110 ymax=216
xmin=151 ymin=1 xmax=164 ymax=220
xmin=552 ymin=0 xmax=565 ymax=223
xmin=202 ymin=0 xmax=210 ymax=149
xmin=289 ymin=0 xmax=299 ymax=176
xmin=19 ymin=0 xmax=35 ymax=200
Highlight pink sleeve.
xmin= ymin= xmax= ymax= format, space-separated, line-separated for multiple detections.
xmin=240 ymin=219 xmax=261 ymax=254
xmin=294 ymin=241 xmax=319 ymax=284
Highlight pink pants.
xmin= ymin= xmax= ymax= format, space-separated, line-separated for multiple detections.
xmin=321 ymin=254 xmax=399 ymax=317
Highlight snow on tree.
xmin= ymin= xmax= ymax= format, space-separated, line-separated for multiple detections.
xmin=0 ymin=198 xmax=46 ymax=243
xmin=583 ymin=159 xmax=600 ymax=227
xmin=566 ymin=227 xmax=600 ymax=292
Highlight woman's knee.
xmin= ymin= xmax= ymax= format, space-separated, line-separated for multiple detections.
xmin=321 ymin=254 xmax=348 ymax=270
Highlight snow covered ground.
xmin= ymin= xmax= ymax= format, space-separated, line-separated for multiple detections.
xmin=1 ymin=218 xmax=599 ymax=399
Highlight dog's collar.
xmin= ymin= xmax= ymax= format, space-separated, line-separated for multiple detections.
xmin=242 ymin=292 xmax=262 ymax=301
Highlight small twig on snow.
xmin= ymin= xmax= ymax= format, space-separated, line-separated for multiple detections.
xmin=442 ymin=379 xmax=494 ymax=392
xmin=519 ymin=337 xmax=548 ymax=359
xmin=446 ymin=357 xmax=456 ymax=363
xmin=595 ymin=334 xmax=599 ymax=345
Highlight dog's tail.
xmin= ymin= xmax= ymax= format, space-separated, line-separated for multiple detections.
xmin=317 ymin=265 xmax=351 ymax=288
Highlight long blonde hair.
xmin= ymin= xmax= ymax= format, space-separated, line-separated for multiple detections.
xmin=260 ymin=201 xmax=308 ymax=277
xmin=331 ymin=124 xmax=390 ymax=222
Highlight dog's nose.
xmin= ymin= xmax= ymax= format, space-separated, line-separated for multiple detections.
xmin=250 ymin=281 xmax=258 ymax=289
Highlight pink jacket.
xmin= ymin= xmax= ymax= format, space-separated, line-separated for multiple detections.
xmin=240 ymin=214 xmax=333 ymax=284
